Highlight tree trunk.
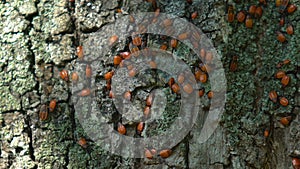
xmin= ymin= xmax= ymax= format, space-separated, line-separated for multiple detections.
xmin=0 ymin=0 xmax=299 ymax=168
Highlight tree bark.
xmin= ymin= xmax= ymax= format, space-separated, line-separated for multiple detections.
xmin=0 ymin=0 xmax=299 ymax=168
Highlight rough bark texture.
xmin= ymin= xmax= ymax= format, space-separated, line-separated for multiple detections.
xmin=0 ymin=0 xmax=299 ymax=169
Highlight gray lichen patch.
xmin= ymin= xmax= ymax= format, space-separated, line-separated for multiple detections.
xmin=18 ymin=0 xmax=37 ymax=16
xmin=51 ymin=13 xmax=72 ymax=35
xmin=49 ymin=35 xmax=75 ymax=65
xmin=0 ymin=80 xmax=20 ymax=113
xmin=0 ymin=112 xmax=36 ymax=168
xmin=0 ymin=10 xmax=29 ymax=33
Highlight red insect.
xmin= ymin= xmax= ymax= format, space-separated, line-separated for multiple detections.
xmin=117 ymin=122 xmax=126 ymax=135
xmin=60 ymin=70 xmax=68 ymax=81
xmin=79 ymin=88 xmax=91 ymax=97
xmin=86 ymin=64 xmax=92 ymax=78
xmin=78 ymin=137 xmax=87 ymax=148
xmin=137 ymin=122 xmax=144 ymax=135
xmin=76 ymin=46 xmax=84 ymax=59
xmin=191 ymin=11 xmax=198 ymax=19
xmin=39 ymin=105 xmax=48 ymax=121
xmin=159 ymin=149 xmax=172 ymax=158
xmin=227 ymin=5 xmax=235 ymax=22
xmin=230 ymin=55 xmax=238 ymax=72
xmin=49 ymin=99 xmax=57 ymax=112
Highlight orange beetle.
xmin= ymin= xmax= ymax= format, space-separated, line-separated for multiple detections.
xmin=178 ymin=32 xmax=189 ymax=40
xmin=283 ymin=59 xmax=291 ymax=65
xmin=160 ymin=43 xmax=168 ymax=50
xmin=60 ymin=69 xmax=68 ymax=81
xmin=236 ymin=11 xmax=246 ymax=23
xmin=183 ymin=83 xmax=193 ymax=94
xmin=132 ymin=36 xmax=142 ymax=46
xmin=199 ymin=73 xmax=208 ymax=83
xmin=163 ymin=19 xmax=173 ymax=27
xmin=117 ymin=122 xmax=126 ymax=135
xmin=127 ymin=64 xmax=133 ymax=71
xmin=49 ymin=99 xmax=57 ymax=112
xmin=146 ymin=93 xmax=153 ymax=106
xmin=137 ymin=122 xmax=144 ymax=135
xmin=170 ymin=39 xmax=178 ymax=48
xmin=128 ymin=68 xmax=137 ymax=77
xmin=168 ymin=77 xmax=175 ymax=87
xmin=281 ymin=75 xmax=290 ymax=87
xmin=205 ymin=51 xmax=213 ymax=63
xmin=86 ymin=64 xmax=92 ymax=78
xmin=248 ymin=5 xmax=257 ymax=15
xmin=255 ymin=6 xmax=263 ymax=18
xmin=177 ymin=73 xmax=185 ymax=84
xmin=230 ymin=55 xmax=238 ymax=72
xmin=245 ymin=15 xmax=253 ymax=28
xmin=277 ymin=31 xmax=286 ymax=43
xmin=120 ymin=51 xmax=131 ymax=59
xmin=124 ymin=91 xmax=131 ymax=101
xmin=104 ymin=71 xmax=114 ymax=80
xmin=144 ymin=106 xmax=151 ymax=117
xmin=207 ymin=91 xmax=214 ymax=99
xmin=114 ymin=55 xmax=123 ymax=66
xmin=191 ymin=11 xmax=198 ymax=19
xmin=199 ymin=63 xmax=208 ymax=73
xmin=195 ymin=69 xmax=201 ymax=81
xmin=287 ymin=4 xmax=297 ymax=13
xmin=279 ymin=17 xmax=285 ymax=26
xmin=79 ymin=88 xmax=91 ymax=97
xmin=76 ymin=46 xmax=84 ymax=59
xmin=275 ymin=70 xmax=286 ymax=78
xmin=109 ymin=35 xmax=118 ymax=45
xmin=109 ymin=90 xmax=115 ymax=98
xmin=292 ymin=158 xmax=300 ymax=169
xmin=116 ymin=8 xmax=123 ymax=13
xmin=269 ymin=90 xmax=278 ymax=103
xmin=227 ymin=5 xmax=235 ymax=22
xmin=191 ymin=31 xmax=201 ymax=41
xmin=145 ymin=149 xmax=153 ymax=159
xmin=78 ymin=137 xmax=87 ymax=148
xmin=280 ymin=116 xmax=291 ymax=126
xmin=71 ymin=72 xmax=79 ymax=82
xmin=149 ymin=61 xmax=157 ymax=69
xmin=198 ymin=88 xmax=205 ymax=97
xmin=39 ymin=105 xmax=48 ymax=121
xmin=279 ymin=97 xmax=288 ymax=106
xmin=264 ymin=128 xmax=269 ymax=137
xmin=200 ymin=48 xmax=206 ymax=58
xmin=286 ymin=24 xmax=294 ymax=35
xmin=159 ymin=149 xmax=172 ymax=158
xmin=150 ymin=149 xmax=157 ymax=155
xmin=171 ymin=83 xmax=180 ymax=94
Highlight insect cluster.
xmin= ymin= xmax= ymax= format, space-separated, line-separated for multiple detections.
xmin=227 ymin=0 xmax=297 ymax=42
xmin=268 ymin=59 xmax=294 ymax=126
xmin=89 ymin=0 xmax=220 ymax=160
xmin=39 ymin=99 xmax=57 ymax=121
